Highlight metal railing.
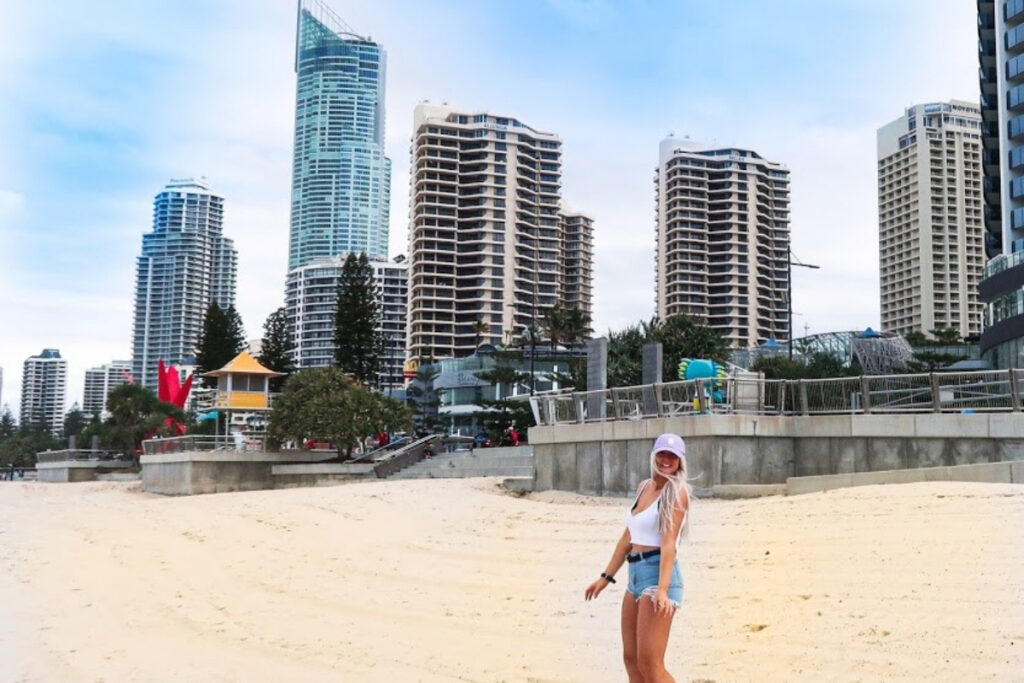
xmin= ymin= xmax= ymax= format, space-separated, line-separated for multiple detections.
xmin=528 ymin=370 xmax=1024 ymax=426
xmin=142 ymin=435 xmax=266 ymax=456
xmin=372 ymin=434 xmax=444 ymax=478
xmin=36 ymin=450 xmax=132 ymax=464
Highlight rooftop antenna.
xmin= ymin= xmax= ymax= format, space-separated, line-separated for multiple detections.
xmin=303 ymin=0 xmax=363 ymax=39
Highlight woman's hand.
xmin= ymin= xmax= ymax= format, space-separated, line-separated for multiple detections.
xmin=584 ymin=577 xmax=609 ymax=601
xmin=653 ymin=588 xmax=675 ymax=616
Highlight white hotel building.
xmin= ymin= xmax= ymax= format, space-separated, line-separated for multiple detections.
xmin=406 ymin=103 xmax=593 ymax=361
xmin=655 ymin=137 xmax=790 ymax=348
xmin=285 ymin=256 xmax=408 ymax=392
xmin=877 ymin=101 xmax=985 ymax=339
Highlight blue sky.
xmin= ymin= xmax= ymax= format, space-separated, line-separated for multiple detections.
xmin=0 ymin=0 xmax=977 ymax=417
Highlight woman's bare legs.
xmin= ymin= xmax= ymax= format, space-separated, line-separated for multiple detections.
xmin=620 ymin=592 xmax=644 ymax=682
xmin=635 ymin=595 xmax=675 ymax=683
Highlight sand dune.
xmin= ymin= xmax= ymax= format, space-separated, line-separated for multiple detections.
xmin=1 ymin=478 xmax=1022 ymax=682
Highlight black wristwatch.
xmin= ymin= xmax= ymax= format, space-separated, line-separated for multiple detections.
xmin=600 ymin=572 xmax=616 ymax=584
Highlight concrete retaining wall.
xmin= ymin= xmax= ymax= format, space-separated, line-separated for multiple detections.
xmin=529 ymin=413 xmax=1024 ymax=496
xmin=141 ymin=451 xmax=336 ymax=496
xmin=270 ymin=462 xmax=376 ymax=489
xmin=787 ymin=459 xmax=1024 ymax=495
xmin=36 ymin=461 xmax=135 ymax=483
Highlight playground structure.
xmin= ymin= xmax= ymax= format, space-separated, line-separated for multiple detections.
xmin=732 ymin=328 xmax=922 ymax=375
xmin=677 ymin=357 xmax=729 ymax=411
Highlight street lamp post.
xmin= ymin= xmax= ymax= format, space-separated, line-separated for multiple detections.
xmin=788 ymin=245 xmax=820 ymax=361
xmin=529 ymin=312 xmax=537 ymax=396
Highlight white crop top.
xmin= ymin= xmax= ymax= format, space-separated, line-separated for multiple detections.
xmin=625 ymin=480 xmax=663 ymax=546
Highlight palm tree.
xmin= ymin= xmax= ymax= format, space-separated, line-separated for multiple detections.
xmin=541 ymin=303 xmax=568 ymax=349
xmin=563 ymin=307 xmax=593 ymax=348
xmin=472 ymin=319 xmax=489 ymax=351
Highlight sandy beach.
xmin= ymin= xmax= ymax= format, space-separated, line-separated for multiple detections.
xmin=1 ymin=478 xmax=1022 ymax=682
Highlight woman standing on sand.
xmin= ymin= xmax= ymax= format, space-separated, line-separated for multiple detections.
xmin=584 ymin=433 xmax=690 ymax=682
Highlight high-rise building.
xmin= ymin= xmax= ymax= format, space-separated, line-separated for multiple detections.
xmin=373 ymin=258 xmax=410 ymax=391
xmin=978 ymin=0 xmax=1024 ymax=367
xmin=82 ymin=361 xmax=131 ymax=418
xmin=559 ymin=209 xmax=595 ymax=314
xmin=130 ymin=178 xmax=237 ymax=388
xmin=284 ymin=255 xmax=408 ymax=391
xmin=20 ymin=349 xmax=67 ymax=436
xmin=288 ymin=0 xmax=390 ymax=269
xmin=406 ymin=103 xmax=594 ymax=360
xmin=654 ymin=137 xmax=790 ymax=349
xmin=877 ymin=101 xmax=985 ymax=339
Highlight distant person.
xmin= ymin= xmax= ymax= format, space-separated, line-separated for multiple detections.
xmin=233 ymin=429 xmax=245 ymax=452
xmin=474 ymin=430 xmax=489 ymax=449
xmin=584 ymin=433 xmax=690 ymax=682
xmin=509 ymin=426 xmax=519 ymax=447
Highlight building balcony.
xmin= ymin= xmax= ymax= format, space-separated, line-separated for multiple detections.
xmin=1008 ymin=0 xmax=1024 ymax=26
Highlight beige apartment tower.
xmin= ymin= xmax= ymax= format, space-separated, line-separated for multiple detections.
xmin=407 ymin=103 xmax=593 ymax=360
xmin=877 ymin=101 xmax=985 ymax=339
xmin=655 ymin=137 xmax=791 ymax=349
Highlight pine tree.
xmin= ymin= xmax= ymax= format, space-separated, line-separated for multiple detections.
xmin=257 ymin=307 xmax=295 ymax=391
xmin=62 ymin=405 xmax=88 ymax=441
xmin=0 ymin=409 xmax=16 ymax=439
xmin=196 ymin=302 xmax=246 ymax=385
xmin=474 ymin=350 xmax=535 ymax=438
xmin=333 ymin=252 xmax=381 ymax=384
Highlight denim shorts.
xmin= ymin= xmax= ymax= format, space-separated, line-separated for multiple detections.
xmin=627 ymin=555 xmax=683 ymax=608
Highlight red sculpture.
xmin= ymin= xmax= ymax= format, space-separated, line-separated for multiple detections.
xmin=157 ymin=360 xmax=193 ymax=435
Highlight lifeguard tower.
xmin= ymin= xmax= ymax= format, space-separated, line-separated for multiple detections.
xmin=202 ymin=351 xmax=284 ymax=436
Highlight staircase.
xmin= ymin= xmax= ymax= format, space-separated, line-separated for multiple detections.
xmin=386 ymin=446 xmax=535 ymax=481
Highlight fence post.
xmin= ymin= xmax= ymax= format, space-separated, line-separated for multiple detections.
xmin=696 ymin=379 xmax=707 ymax=414
xmin=859 ymin=375 xmax=872 ymax=414
xmin=930 ymin=373 xmax=941 ymax=412
xmin=609 ymin=388 xmax=621 ymax=421
xmin=574 ymin=393 xmax=586 ymax=423
xmin=798 ymin=380 xmax=809 ymax=415
xmin=1011 ymin=369 xmax=1021 ymax=413
xmin=654 ymin=383 xmax=664 ymax=417
xmin=529 ymin=396 xmax=542 ymax=426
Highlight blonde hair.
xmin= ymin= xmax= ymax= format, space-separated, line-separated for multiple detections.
xmin=649 ymin=450 xmax=691 ymax=542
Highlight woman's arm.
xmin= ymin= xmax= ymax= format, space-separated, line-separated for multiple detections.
xmin=653 ymin=487 xmax=689 ymax=616
xmin=584 ymin=527 xmax=631 ymax=600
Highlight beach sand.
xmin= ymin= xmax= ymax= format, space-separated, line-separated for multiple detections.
xmin=1 ymin=478 xmax=1022 ymax=682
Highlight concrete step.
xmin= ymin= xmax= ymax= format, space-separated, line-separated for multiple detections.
xmin=397 ymin=453 xmax=532 ymax=471
xmin=381 ymin=445 xmax=534 ymax=480
xmin=390 ymin=465 xmax=536 ymax=480
xmin=503 ymin=476 xmax=535 ymax=494
xmin=439 ymin=456 xmax=534 ymax=469
xmin=787 ymin=460 xmax=1024 ymax=495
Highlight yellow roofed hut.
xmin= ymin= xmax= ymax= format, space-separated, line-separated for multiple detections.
xmin=202 ymin=351 xmax=285 ymax=413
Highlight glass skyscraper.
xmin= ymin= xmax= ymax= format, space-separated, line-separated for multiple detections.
xmin=130 ymin=178 xmax=237 ymax=388
xmin=288 ymin=0 xmax=391 ymax=269
xmin=977 ymin=0 xmax=1024 ymax=366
